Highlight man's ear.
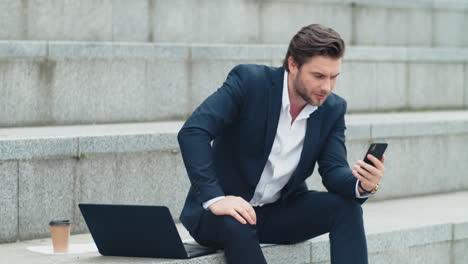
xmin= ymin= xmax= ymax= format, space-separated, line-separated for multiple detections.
xmin=288 ymin=56 xmax=298 ymax=75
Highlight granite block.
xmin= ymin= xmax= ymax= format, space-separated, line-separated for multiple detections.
xmin=345 ymin=46 xmax=408 ymax=62
xmin=153 ymin=0 xmax=259 ymax=44
xmin=0 ymin=60 xmax=53 ymax=127
xmin=73 ymin=154 xmax=117 ymax=233
xmin=433 ymin=10 xmax=468 ymax=47
xmin=18 ymin=159 xmax=76 ymax=240
xmin=370 ymin=119 xmax=468 ymax=138
xmin=0 ymin=161 xmax=18 ymax=243
xmin=366 ymin=224 xmax=452 ymax=253
xmin=432 ymin=0 xmax=468 ymax=9
xmin=445 ymin=134 xmax=468 ymax=190
xmin=146 ymin=60 xmax=189 ymax=119
xmin=27 ymin=0 xmax=112 ymax=41
xmin=0 ymin=138 xmax=77 ymax=161
xmin=190 ymin=60 xmax=270 ymax=112
xmin=453 ymin=238 xmax=468 ymax=264
xmin=346 ymin=122 xmax=371 ymax=140
xmin=334 ymin=62 xmax=377 ymax=112
xmin=0 ymin=0 xmax=23 ymax=40
xmin=465 ymin=63 xmax=468 ymax=108
xmin=49 ymin=58 xmax=187 ymax=124
xmin=408 ymin=63 xmax=464 ymax=109
xmin=0 ymin=41 xmax=47 ymax=58
xmin=407 ymin=241 xmax=452 ymax=264
xmin=310 ymin=238 xmax=330 ymax=263
xmin=375 ymin=63 xmax=407 ymax=110
xmin=76 ymin=151 xmax=190 ymax=230
xmin=48 ymin=42 xmax=189 ymax=60
xmin=50 ymin=59 xmax=147 ymax=124
xmin=352 ymin=0 xmax=434 ymax=9
xmin=454 ymin=222 xmax=468 ymax=240
xmin=406 ymin=47 xmax=468 ymax=63
xmin=305 ymin=128 xmax=468 ymax=200
xmin=263 ymin=242 xmax=310 ymax=264
xmin=370 ymin=135 xmax=468 ymax=200
xmin=112 ymin=0 xmax=149 ymax=42
xmin=79 ymin=133 xmax=178 ymax=155
xmin=259 ymin=2 xmax=352 ymax=44
xmin=367 ymin=248 xmax=409 ymax=264
xmin=353 ymin=6 xmax=407 ymax=46
xmin=26 ymin=1 xmax=64 ymax=40
xmin=406 ymin=8 xmax=432 ymax=46
xmin=191 ymin=45 xmax=285 ymax=61
xmin=365 ymin=241 xmax=451 ymax=264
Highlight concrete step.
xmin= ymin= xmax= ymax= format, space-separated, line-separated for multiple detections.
xmin=1 ymin=191 xmax=467 ymax=264
xmin=1 ymin=111 xmax=468 ymax=243
xmin=1 ymin=0 xmax=468 ymax=47
xmin=1 ymin=41 xmax=468 ymax=127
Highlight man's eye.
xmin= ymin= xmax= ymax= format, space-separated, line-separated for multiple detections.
xmin=314 ymin=74 xmax=324 ymax=78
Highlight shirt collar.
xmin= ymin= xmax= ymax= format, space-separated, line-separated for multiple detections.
xmin=282 ymin=71 xmax=317 ymax=120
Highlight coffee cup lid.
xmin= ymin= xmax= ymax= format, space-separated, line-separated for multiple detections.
xmin=49 ymin=220 xmax=71 ymax=226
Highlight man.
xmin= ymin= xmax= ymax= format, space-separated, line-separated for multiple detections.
xmin=177 ymin=24 xmax=385 ymax=264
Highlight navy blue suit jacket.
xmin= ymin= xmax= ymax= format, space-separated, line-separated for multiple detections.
xmin=177 ymin=64 xmax=364 ymax=233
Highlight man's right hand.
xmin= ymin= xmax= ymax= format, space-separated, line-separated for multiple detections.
xmin=208 ymin=195 xmax=257 ymax=225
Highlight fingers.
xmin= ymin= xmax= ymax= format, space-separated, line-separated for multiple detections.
xmin=358 ymin=159 xmax=379 ymax=175
xmin=230 ymin=210 xmax=247 ymax=225
xmin=238 ymin=198 xmax=256 ymax=225
xmin=242 ymin=202 xmax=257 ymax=224
xmin=367 ymin=154 xmax=385 ymax=171
xmin=352 ymin=170 xmax=375 ymax=192
xmin=236 ymin=206 xmax=255 ymax=225
xmin=352 ymin=168 xmax=370 ymax=184
xmin=210 ymin=196 xmax=257 ymax=225
xmin=353 ymin=163 xmax=373 ymax=180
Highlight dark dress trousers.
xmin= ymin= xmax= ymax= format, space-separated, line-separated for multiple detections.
xmin=177 ymin=64 xmax=368 ymax=263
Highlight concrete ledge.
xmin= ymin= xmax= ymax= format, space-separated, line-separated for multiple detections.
xmin=1 ymin=111 xmax=468 ymax=160
xmin=345 ymin=111 xmax=468 ymax=139
xmin=0 ymin=42 xmax=468 ymax=126
xmin=1 ymin=111 xmax=468 ymax=242
xmin=1 ymin=0 xmax=468 ymax=46
xmin=0 ymin=122 xmax=181 ymax=160
xmin=2 ymin=191 xmax=468 ymax=263
xmin=350 ymin=0 xmax=468 ymax=9
xmin=3 ymin=41 xmax=468 ymax=62
xmin=0 ymin=41 xmax=47 ymax=57
xmin=48 ymin=42 xmax=189 ymax=60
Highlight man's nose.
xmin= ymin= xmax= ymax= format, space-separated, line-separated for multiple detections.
xmin=321 ymin=79 xmax=331 ymax=93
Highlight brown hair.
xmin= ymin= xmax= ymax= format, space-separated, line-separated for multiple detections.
xmin=283 ymin=24 xmax=345 ymax=72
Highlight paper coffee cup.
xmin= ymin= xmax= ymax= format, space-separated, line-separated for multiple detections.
xmin=49 ymin=220 xmax=71 ymax=253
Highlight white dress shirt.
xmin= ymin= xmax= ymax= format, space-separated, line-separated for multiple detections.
xmin=203 ymin=71 xmax=368 ymax=209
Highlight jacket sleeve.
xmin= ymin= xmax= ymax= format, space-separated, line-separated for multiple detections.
xmin=177 ymin=65 xmax=247 ymax=205
xmin=317 ymin=101 xmax=366 ymax=203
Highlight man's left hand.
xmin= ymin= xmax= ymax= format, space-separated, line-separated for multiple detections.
xmin=352 ymin=154 xmax=385 ymax=194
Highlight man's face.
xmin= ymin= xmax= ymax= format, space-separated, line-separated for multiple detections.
xmin=288 ymin=56 xmax=342 ymax=106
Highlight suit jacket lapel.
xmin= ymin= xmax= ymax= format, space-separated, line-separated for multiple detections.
xmin=263 ymin=67 xmax=284 ymax=161
xmin=282 ymin=107 xmax=323 ymax=197
xmin=300 ymin=107 xmax=323 ymax=165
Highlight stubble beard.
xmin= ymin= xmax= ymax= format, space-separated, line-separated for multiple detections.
xmin=293 ymin=75 xmax=321 ymax=106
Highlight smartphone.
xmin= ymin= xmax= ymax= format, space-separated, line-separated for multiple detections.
xmin=363 ymin=143 xmax=388 ymax=166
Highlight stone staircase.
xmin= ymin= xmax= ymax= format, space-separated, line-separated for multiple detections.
xmin=2 ymin=192 xmax=468 ymax=263
xmin=1 ymin=0 xmax=468 ymax=263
